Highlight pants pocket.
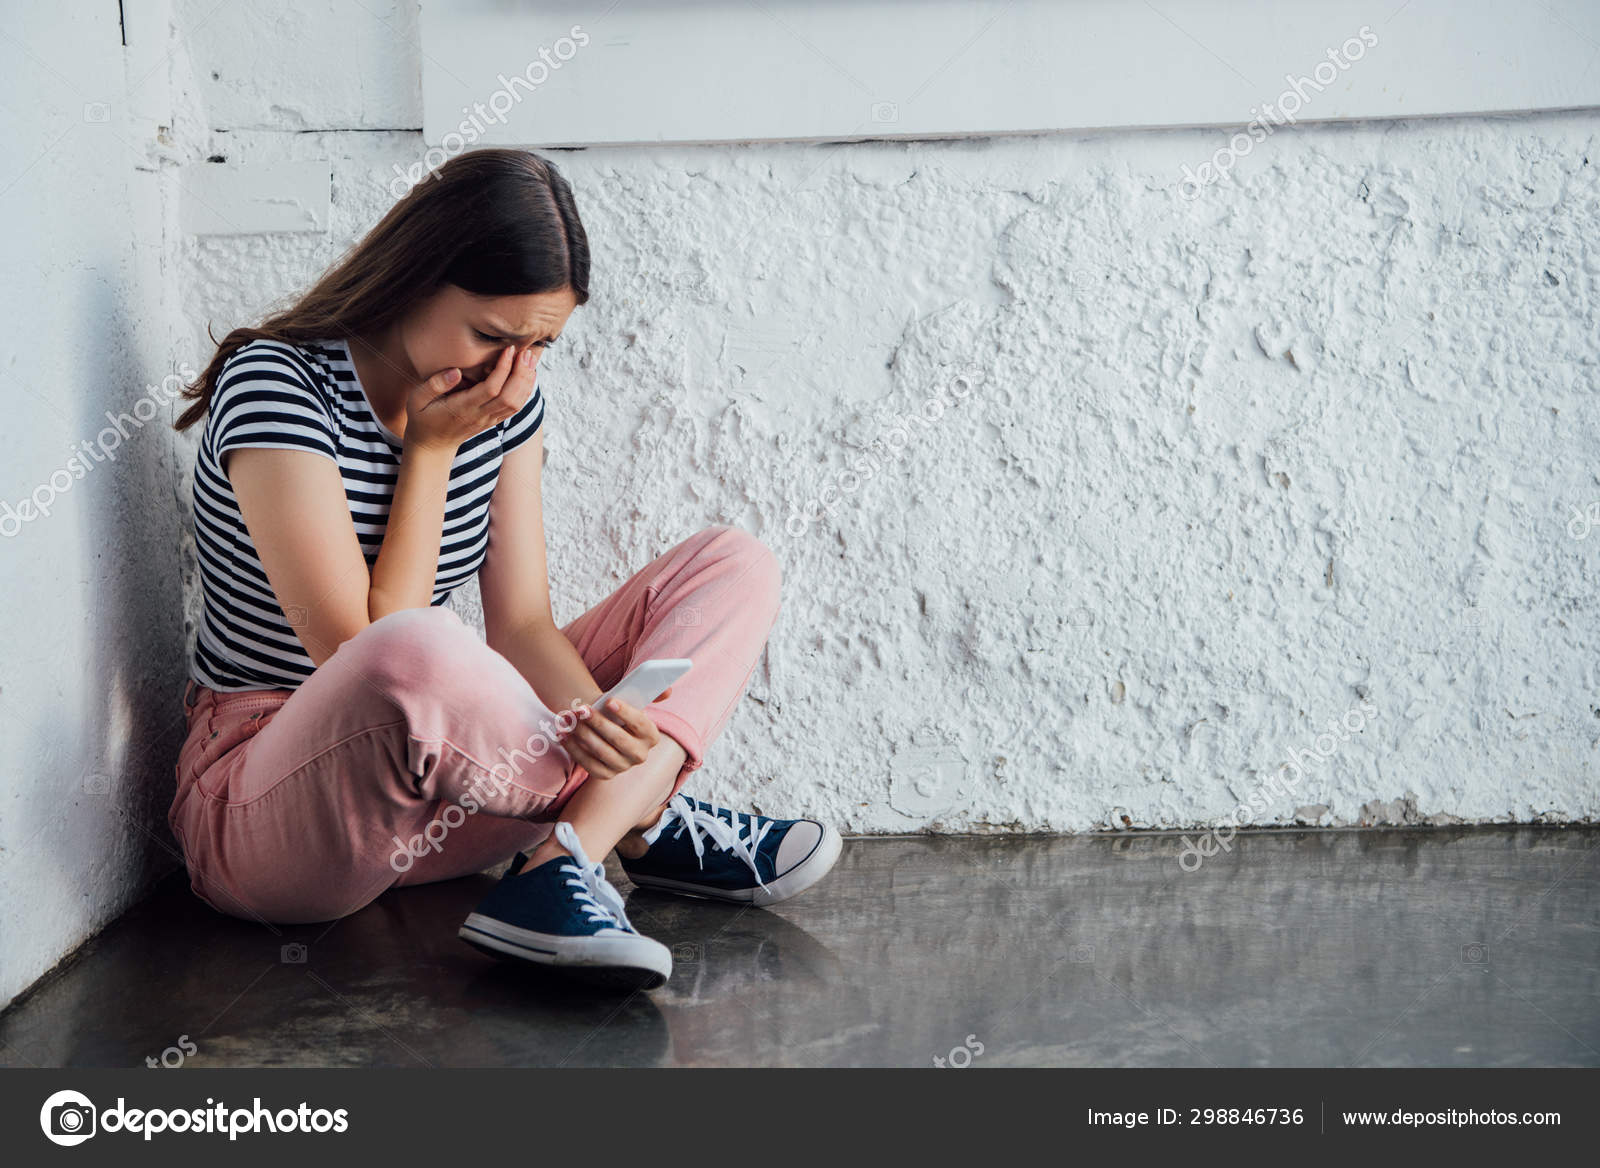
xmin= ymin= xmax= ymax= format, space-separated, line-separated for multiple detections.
xmin=176 ymin=699 xmax=281 ymax=803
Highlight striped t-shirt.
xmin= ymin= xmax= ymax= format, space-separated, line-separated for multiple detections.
xmin=188 ymin=337 xmax=544 ymax=691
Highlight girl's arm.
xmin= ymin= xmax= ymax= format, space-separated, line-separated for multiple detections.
xmin=230 ymin=350 xmax=534 ymax=666
xmin=231 ymin=443 xmax=477 ymax=663
xmin=469 ymin=429 xmax=669 ymax=782
xmin=366 ymin=442 xmax=456 ymax=621
xmin=232 ymin=439 xmax=511 ymax=666
xmin=228 ymin=446 xmax=379 ymax=667
xmin=370 ymin=346 xmax=536 ymax=620
xmin=478 ymin=431 xmax=606 ymax=713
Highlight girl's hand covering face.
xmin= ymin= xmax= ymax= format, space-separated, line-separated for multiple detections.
xmin=403 ymin=343 xmax=538 ymax=453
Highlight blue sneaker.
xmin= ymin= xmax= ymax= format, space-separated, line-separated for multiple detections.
xmin=618 ymin=794 xmax=843 ymax=907
xmin=459 ymin=821 xmax=672 ymax=989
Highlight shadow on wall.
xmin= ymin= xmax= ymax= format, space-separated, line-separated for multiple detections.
xmin=84 ymin=291 xmax=195 ymax=891
xmin=5 ymin=289 xmax=193 ymax=1010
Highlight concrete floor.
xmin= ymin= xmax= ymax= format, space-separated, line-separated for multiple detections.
xmin=1 ymin=828 xmax=1596 ymax=1067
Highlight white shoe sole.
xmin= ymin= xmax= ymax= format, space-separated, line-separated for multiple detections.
xmin=625 ymin=823 xmax=844 ymax=907
xmin=459 ymin=914 xmax=672 ymax=990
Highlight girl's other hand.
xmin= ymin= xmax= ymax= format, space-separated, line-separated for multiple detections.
xmin=560 ymin=695 xmax=664 ymax=781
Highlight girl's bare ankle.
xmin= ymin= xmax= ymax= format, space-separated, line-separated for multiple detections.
xmin=615 ymin=829 xmax=650 ymax=860
xmin=524 ymin=838 xmax=570 ymax=868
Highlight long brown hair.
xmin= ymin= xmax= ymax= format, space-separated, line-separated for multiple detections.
xmin=173 ymin=148 xmax=590 ymax=432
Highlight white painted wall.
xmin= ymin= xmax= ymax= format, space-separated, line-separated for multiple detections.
xmin=0 ymin=1 xmax=191 ymax=1010
xmin=4 ymin=0 xmax=1598 ymax=1011
xmin=419 ymin=0 xmax=1600 ymax=146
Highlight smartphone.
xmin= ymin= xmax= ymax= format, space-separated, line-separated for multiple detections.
xmin=585 ymin=658 xmax=692 ymax=720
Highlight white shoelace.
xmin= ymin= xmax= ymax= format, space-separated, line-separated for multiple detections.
xmin=641 ymin=794 xmax=775 ymax=896
xmin=552 ymin=820 xmax=636 ymax=934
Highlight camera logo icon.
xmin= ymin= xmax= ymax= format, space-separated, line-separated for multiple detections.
xmin=888 ymin=746 xmax=967 ymax=820
xmin=40 ymin=1089 xmax=97 ymax=1146
xmin=281 ymin=942 xmax=308 ymax=963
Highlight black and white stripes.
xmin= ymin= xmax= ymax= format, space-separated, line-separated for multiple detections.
xmin=189 ymin=337 xmax=544 ymax=691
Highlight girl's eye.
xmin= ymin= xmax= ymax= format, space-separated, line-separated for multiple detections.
xmin=474 ymin=330 xmax=553 ymax=350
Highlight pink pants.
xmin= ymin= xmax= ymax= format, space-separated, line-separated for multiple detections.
xmin=168 ymin=525 xmax=781 ymax=924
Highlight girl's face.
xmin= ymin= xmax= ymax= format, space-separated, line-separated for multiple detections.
xmin=399 ymin=283 xmax=578 ymax=389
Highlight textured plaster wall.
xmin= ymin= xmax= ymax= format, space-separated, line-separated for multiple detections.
xmin=1 ymin=2 xmax=191 ymax=1009
xmin=167 ymin=4 xmax=1600 ymax=844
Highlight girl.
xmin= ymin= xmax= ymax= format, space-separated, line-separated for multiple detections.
xmin=168 ymin=148 xmax=842 ymax=991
